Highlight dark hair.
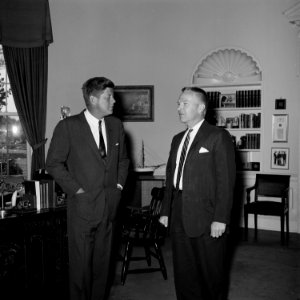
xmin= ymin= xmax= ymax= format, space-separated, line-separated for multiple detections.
xmin=82 ymin=77 xmax=115 ymax=106
xmin=181 ymin=86 xmax=208 ymax=114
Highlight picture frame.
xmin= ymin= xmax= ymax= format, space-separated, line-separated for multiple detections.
xmin=271 ymin=147 xmax=289 ymax=170
xmin=220 ymin=93 xmax=236 ymax=108
xmin=275 ymin=98 xmax=286 ymax=110
xmin=113 ymin=85 xmax=154 ymax=121
xmin=272 ymin=114 xmax=288 ymax=142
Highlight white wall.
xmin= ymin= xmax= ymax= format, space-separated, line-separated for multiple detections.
xmin=47 ymin=0 xmax=300 ymax=232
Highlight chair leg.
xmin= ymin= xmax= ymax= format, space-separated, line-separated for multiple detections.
xmin=280 ymin=215 xmax=284 ymax=246
xmin=153 ymin=242 xmax=167 ymax=280
xmin=244 ymin=210 xmax=248 ymax=241
xmin=254 ymin=214 xmax=258 ymax=241
xmin=144 ymin=245 xmax=151 ymax=266
xmin=286 ymin=212 xmax=289 ymax=246
xmin=121 ymin=240 xmax=132 ymax=285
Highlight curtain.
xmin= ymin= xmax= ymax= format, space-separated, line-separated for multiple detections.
xmin=0 ymin=0 xmax=53 ymax=178
xmin=3 ymin=46 xmax=48 ymax=177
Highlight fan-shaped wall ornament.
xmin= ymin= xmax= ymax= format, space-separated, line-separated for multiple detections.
xmin=283 ymin=0 xmax=300 ymax=38
xmin=192 ymin=48 xmax=262 ymax=85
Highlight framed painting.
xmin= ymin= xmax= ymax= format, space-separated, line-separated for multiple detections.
xmin=113 ymin=85 xmax=154 ymax=121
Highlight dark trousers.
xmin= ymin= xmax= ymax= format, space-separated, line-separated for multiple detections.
xmin=67 ymin=203 xmax=114 ymax=300
xmin=170 ymin=191 xmax=228 ymax=300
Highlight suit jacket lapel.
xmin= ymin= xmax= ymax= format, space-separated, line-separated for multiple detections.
xmin=185 ymin=120 xmax=210 ymax=161
xmin=170 ymin=131 xmax=185 ymax=170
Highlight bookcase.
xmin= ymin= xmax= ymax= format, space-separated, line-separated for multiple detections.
xmin=192 ymin=47 xmax=263 ymax=172
xmin=204 ymin=83 xmax=262 ymax=172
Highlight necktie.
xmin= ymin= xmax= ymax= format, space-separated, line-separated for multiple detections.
xmin=176 ymin=129 xmax=192 ymax=189
xmin=99 ymin=120 xmax=106 ymax=158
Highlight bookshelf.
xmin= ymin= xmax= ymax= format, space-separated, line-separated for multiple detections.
xmin=204 ymin=83 xmax=262 ymax=172
xmin=191 ymin=47 xmax=263 ymax=172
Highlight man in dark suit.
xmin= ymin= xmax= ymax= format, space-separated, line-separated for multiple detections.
xmin=159 ymin=87 xmax=236 ymax=300
xmin=46 ymin=77 xmax=129 ymax=300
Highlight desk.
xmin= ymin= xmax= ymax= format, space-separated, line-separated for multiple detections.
xmin=123 ymin=172 xmax=165 ymax=207
xmin=0 ymin=207 xmax=67 ymax=292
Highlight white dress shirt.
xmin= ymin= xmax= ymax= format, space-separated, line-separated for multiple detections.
xmin=84 ymin=109 xmax=107 ymax=152
xmin=84 ymin=110 xmax=123 ymax=190
xmin=173 ymin=119 xmax=204 ymax=190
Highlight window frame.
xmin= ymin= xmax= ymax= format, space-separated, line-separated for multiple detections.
xmin=0 ymin=45 xmax=30 ymax=179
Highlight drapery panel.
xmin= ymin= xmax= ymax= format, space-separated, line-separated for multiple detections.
xmin=0 ymin=0 xmax=53 ymax=177
xmin=3 ymin=46 xmax=48 ymax=177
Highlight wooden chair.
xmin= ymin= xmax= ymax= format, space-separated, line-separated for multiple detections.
xmin=244 ymin=174 xmax=290 ymax=245
xmin=120 ymin=186 xmax=167 ymax=285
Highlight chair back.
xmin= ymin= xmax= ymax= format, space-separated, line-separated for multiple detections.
xmin=120 ymin=186 xmax=168 ymax=284
xmin=149 ymin=187 xmax=164 ymax=217
xmin=144 ymin=187 xmax=165 ymax=239
xmin=255 ymin=174 xmax=290 ymax=198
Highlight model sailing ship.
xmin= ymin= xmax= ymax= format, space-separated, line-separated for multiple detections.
xmin=134 ymin=140 xmax=165 ymax=175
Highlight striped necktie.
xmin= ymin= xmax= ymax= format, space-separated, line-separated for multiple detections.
xmin=176 ymin=129 xmax=193 ymax=189
xmin=99 ymin=120 xmax=106 ymax=158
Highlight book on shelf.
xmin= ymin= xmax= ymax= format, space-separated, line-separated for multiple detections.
xmin=207 ymin=89 xmax=261 ymax=109
xmin=236 ymin=89 xmax=261 ymax=108
xmin=207 ymin=91 xmax=221 ymax=108
xmin=24 ymin=178 xmax=65 ymax=210
xmin=24 ymin=180 xmax=41 ymax=210
xmin=237 ymin=133 xmax=260 ymax=150
xmin=239 ymin=113 xmax=261 ymax=128
xmin=39 ymin=178 xmax=58 ymax=208
xmin=32 ymin=169 xmax=66 ymax=208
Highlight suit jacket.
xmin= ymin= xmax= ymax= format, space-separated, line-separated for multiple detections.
xmin=161 ymin=120 xmax=236 ymax=237
xmin=46 ymin=111 xmax=129 ymax=223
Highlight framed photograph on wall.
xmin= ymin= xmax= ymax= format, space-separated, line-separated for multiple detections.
xmin=275 ymin=98 xmax=286 ymax=110
xmin=271 ymin=147 xmax=289 ymax=170
xmin=272 ymin=114 xmax=288 ymax=142
xmin=113 ymin=85 xmax=154 ymax=121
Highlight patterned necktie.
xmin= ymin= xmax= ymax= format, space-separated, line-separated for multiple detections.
xmin=99 ymin=120 xmax=106 ymax=158
xmin=176 ymin=129 xmax=193 ymax=189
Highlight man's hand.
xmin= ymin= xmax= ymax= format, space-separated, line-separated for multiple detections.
xmin=210 ymin=221 xmax=226 ymax=238
xmin=159 ymin=216 xmax=168 ymax=227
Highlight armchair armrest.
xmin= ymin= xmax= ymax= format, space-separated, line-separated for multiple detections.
xmin=126 ymin=205 xmax=143 ymax=212
xmin=245 ymin=185 xmax=256 ymax=204
xmin=281 ymin=187 xmax=290 ymax=207
xmin=245 ymin=185 xmax=255 ymax=193
xmin=126 ymin=205 xmax=150 ymax=215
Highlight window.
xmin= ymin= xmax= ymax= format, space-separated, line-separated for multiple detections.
xmin=0 ymin=45 xmax=28 ymax=177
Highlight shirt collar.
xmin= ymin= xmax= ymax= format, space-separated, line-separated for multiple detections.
xmin=84 ymin=109 xmax=104 ymax=125
xmin=188 ymin=119 xmax=204 ymax=136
